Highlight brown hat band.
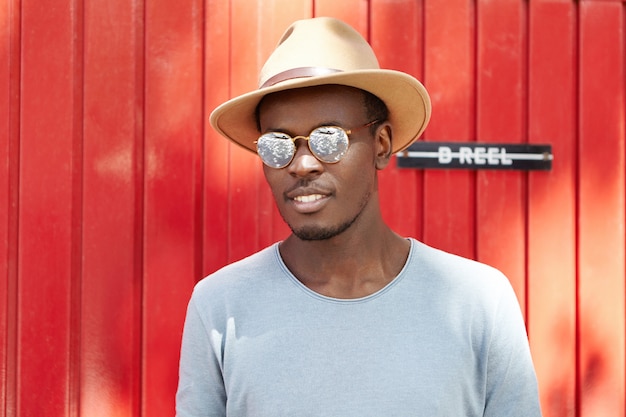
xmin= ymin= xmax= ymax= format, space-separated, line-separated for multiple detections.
xmin=261 ymin=67 xmax=343 ymax=88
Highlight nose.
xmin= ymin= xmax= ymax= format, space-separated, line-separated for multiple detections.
xmin=287 ymin=138 xmax=324 ymax=177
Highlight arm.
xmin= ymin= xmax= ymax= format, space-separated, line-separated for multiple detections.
xmin=176 ymin=297 xmax=227 ymax=417
xmin=483 ymin=280 xmax=542 ymax=417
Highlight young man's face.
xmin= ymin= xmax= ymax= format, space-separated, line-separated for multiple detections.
xmin=257 ymin=85 xmax=389 ymax=241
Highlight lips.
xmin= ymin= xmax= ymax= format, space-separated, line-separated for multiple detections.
xmin=286 ymin=188 xmax=332 ymax=213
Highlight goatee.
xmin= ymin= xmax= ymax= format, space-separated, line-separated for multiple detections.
xmin=290 ymin=217 xmax=357 ymax=241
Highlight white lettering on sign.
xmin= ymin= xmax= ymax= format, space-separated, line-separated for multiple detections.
xmin=438 ymin=146 xmax=452 ymax=163
xmin=460 ymin=147 xmax=473 ymax=164
xmin=438 ymin=146 xmax=513 ymax=166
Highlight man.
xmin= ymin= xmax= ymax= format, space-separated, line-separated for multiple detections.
xmin=176 ymin=17 xmax=542 ymax=416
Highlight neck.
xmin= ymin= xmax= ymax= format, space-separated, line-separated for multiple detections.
xmin=279 ymin=224 xmax=410 ymax=299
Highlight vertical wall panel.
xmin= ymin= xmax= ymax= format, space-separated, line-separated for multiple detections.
xmin=475 ymin=0 xmax=527 ymax=309
xmin=527 ymin=2 xmax=577 ymax=416
xmin=203 ymin=0 xmax=232 ymax=275
xmin=423 ymin=0 xmax=476 ymax=259
xmin=143 ymin=0 xmax=204 ymax=415
xmin=578 ymin=3 xmax=625 ymax=416
xmin=81 ymin=0 xmax=143 ymax=415
xmin=372 ymin=0 xmax=425 ymax=240
xmin=0 ymin=13 xmax=10 ymax=414
xmin=0 ymin=0 xmax=19 ymax=416
xmin=18 ymin=0 xmax=82 ymax=415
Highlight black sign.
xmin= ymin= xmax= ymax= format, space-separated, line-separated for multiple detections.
xmin=396 ymin=142 xmax=553 ymax=171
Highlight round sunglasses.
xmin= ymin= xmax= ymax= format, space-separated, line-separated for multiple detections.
xmin=256 ymin=120 xmax=380 ymax=169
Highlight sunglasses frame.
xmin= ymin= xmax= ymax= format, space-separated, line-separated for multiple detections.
xmin=255 ymin=119 xmax=381 ymax=169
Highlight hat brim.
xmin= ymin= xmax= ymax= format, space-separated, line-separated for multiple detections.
xmin=209 ymin=69 xmax=431 ymax=154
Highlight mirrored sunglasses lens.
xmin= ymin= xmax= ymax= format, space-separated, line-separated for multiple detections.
xmin=309 ymin=127 xmax=349 ymax=163
xmin=257 ymin=133 xmax=295 ymax=168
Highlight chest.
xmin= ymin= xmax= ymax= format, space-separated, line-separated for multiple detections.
xmin=218 ymin=305 xmax=487 ymax=416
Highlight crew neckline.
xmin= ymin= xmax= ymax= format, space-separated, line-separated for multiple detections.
xmin=272 ymin=238 xmax=415 ymax=304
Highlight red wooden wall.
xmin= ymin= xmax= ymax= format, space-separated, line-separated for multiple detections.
xmin=1 ymin=0 xmax=625 ymax=416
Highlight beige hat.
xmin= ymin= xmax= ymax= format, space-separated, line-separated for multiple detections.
xmin=209 ymin=17 xmax=431 ymax=154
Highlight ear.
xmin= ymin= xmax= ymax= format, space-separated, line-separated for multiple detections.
xmin=374 ymin=123 xmax=393 ymax=170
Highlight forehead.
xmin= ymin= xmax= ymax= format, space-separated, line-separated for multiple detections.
xmin=257 ymin=85 xmax=366 ymax=127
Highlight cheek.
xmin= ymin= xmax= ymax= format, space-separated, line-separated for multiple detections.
xmin=262 ymin=167 xmax=287 ymax=202
xmin=342 ymin=142 xmax=378 ymax=178
xmin=332 ymin=151 xmax=378 ymax=200
xmin=348 ymin=138 xmax=378 ymax=163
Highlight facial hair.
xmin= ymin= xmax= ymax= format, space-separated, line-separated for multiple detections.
xmin=285 ymin=188 xmax=371 ymax=241
xmin=290 ymin=216 xmax=358 ymax=241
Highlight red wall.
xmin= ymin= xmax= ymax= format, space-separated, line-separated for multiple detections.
xmin=1 ymin=0 xmax=625 ymax=416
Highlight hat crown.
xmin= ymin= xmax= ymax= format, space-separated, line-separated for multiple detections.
xmin=258 ymin=17 xmax=380 ymax=88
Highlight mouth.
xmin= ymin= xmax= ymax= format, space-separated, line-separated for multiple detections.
xmin=293 ymin=194 xmax=326 ymax=203
xmin=287 ymin=190 xmax=332 ymax=214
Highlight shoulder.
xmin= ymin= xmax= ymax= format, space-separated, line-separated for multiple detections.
xmin=405 ymin=239 xmax=518 ymax=312
xmin=191 ymin=243 xmax=282 ymax=304
xmin=405 ymin=238 xmax=530 ymax=351
xmin=409 ymin=239 xmax=508 ymax=287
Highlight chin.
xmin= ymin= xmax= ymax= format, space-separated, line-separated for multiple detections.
xmin=292 ymin=227 xmax=340 ymax=241
xmin=290 ymin=219 xmax=355 ymax=241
